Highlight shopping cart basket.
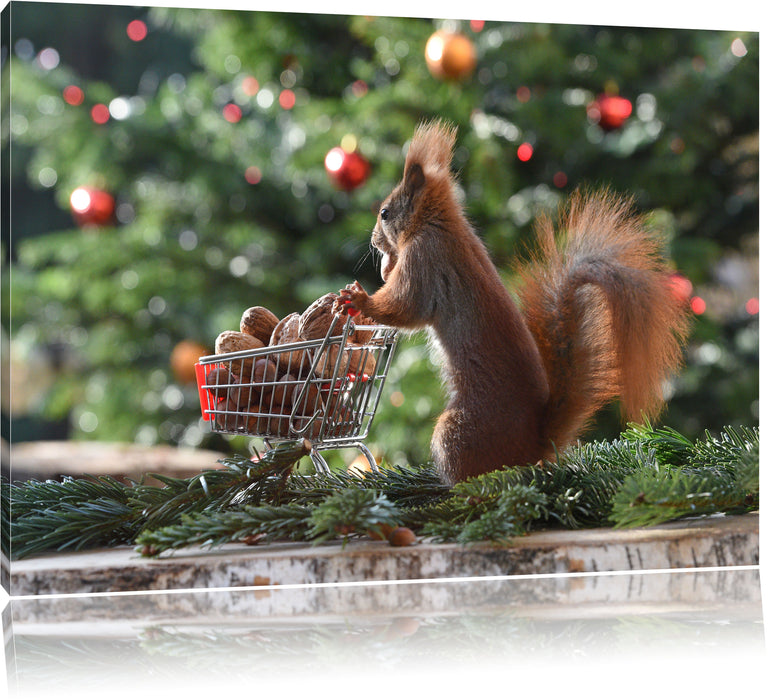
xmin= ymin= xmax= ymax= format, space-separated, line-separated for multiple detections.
xmin=196 ymin=315 xmax=398 ymax=473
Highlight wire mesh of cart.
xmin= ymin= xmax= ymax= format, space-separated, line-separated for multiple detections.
xmin=196 ymin=315 xmax=398 ymax=474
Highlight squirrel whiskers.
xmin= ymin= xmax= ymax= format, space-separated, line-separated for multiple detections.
xmin=339 ymin=120 xmax=691 ymax=484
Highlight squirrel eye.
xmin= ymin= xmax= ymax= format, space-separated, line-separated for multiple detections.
xmin=380 ymin=207 xmax=390 ymax=221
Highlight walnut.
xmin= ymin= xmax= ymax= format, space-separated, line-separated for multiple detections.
xmin=251 ymin=357 xmax=278 ymax=384
xmin=204 ymin=367 xmax=231 ymax=404
xmin=352 ymin=314 xmax=378 ymax=344
xmin=263 ymin=373 xmax=298 ymax=412
xmin=315 ymin=342 xmax=377 ymax=379
xmin=299 ymin=292 xmax=346 ymax=340
xmin=269 ymin=313 xmax=306 ymax=374
xmin=240 ymin=306 xmax=279 ymax=345
xmin=215 ymin=330 xmax=265 ymax=355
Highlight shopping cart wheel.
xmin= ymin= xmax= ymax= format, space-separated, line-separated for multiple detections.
xmin=307 ymin=442 xmax=381 ymax=475
xmin=354 ymin=442 xmax=380 ymax=473
xmin=309 ymin=447 xmax=330 ymax=475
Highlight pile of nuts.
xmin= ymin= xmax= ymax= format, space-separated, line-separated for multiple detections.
xmin=202 ymin=287 xmax=378 ymax=437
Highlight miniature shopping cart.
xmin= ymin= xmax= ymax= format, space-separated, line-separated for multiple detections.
xmin=195 ymin=315 xmax=398 ymax=474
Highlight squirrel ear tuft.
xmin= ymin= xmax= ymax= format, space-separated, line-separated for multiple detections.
xmin=405 ymin=119 xmax=457 ymax=174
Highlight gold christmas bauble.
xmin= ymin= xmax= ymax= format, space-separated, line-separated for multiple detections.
xmin=425 ymin=30 xmax=477 ymax=81
xmin=171 ymin=339 xmax=209 ymax=384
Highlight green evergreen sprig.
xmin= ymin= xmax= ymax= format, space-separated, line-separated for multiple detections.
xmin=418 ymin=479 xmax=550 ymax=544
xmin=9 ymin=485 xmax=138 ymax=560
xmin=5 ymin=439 xmax=312 ymax=559
xmin=135 ymin=503 xmax=313 ymax=556
xmin=306 ymin=489 xmax=403 ymax=544
xmin=609 ymin=425 xmax=759 ymax=529
xmin=132 ymin=440 xmax=311 ymax=531
xmin=4 ymin=424 xmax=759 ymax=560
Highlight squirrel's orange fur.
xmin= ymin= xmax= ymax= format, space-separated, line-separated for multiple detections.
xmin=339 ymin=120 xmax=691 ymax=484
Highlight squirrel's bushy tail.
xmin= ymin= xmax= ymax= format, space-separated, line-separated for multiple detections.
xmin=517 ymin=189 xmax=692 ymax=451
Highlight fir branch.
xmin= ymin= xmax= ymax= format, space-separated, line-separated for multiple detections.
xmin=236 ymin=460 xmax=450 ymax=509
xmin=6 ymin=424 xmax=759 ymax=559
xmin=133 ymin=439 xmax=311 ymax=531
xmin=609 ymin=426 xmax=759 ymax=528
xmin=7 ymin=475 xmax=139 ymax=559
xmin=7 ymin=440 xmax=312 ymax=559
xmin=349 ymin=462 xmax=450 ymax=507
xmin=306 ymin=489 xmax=403 ymax=544
xmin=10 ymin=495 xmax=138 ymax=560
xmin=135 ymin=503 xmax=312 ymax=556
xmin=609 ymin=467 xmax=752 ymax=529
xmin=687 ymin=425 xmax=759 ymax=473
xmin=421 ymin=481 xmax=549 ymax=544
xmin=9 ymin=475 xmax=136 ymax=518
xmin=620 ymin=421 xmax=695 ymax=467
xmin=547 ymin=438 xmax=655 ymax=526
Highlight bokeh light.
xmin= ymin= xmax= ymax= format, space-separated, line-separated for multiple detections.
xmin=127 ymin=20 xmax=148 ymax=42
xmin=241 ymin=76 xmax=260 ymax=96
xmin=731 ymin=38 xmax=747 ymax=58
xmin=278 ymin=89 xmax=295 ymax=110
xmin=70 ymin=187 xmax=92 ymax=214
xmin=425 ymin=34 xmax=445 ymax=63
xmin=517 ymin=143 xmax=533 ymax=161
xmin=90 ymin=104 xmax=110 ymax=124
xmin=667 ymin=272 xmax=693 ymax=303
xmin=350 ymin=80 xmax=368 ymax=98
xmin=691 ymin=296 xmax=707 ymax=315
xmin=36 ymin=47 xmax=59 ymax=70
xmin=63 ymin=85 xmax=84 ymax=105
xmin=324 ymin=147 xmax=345 ymax=173
xmin=222 ymin=103 xmax=242 ymax=122
xmin=244 ymin=166 xmax=262 ymax=184
xmin=109 ymin=97 xmax=132 ymax=120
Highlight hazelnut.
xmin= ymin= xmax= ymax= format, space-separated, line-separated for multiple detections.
xmin=388 ymin=527 xmax=417 ymax=547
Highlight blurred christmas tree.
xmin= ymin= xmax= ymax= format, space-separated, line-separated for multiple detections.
xmin=1 ymin=4 xmax=758 ymax=467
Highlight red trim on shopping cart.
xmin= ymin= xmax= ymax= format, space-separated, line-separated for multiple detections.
xmin=322 ymin=373 xmax=371 ymax=393
xmin=195 ymin=361 xmax=226 ymax=421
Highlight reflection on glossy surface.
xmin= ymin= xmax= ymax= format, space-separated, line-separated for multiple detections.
xmin=4 ymin=567 xmax=766 ymax=699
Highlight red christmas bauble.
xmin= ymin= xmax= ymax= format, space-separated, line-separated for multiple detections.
xmin=325 ymin=147 xmax=371 ymax=191
xmin=587 ymin=94 xmax=633 ymax=131
xmin=69 ymin=187 xmax=116 ymax=227
xmin=425 ymin=30 xmax=477 ymax=81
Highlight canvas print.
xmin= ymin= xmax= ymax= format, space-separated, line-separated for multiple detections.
xmin=0 ymin=1 xmax=764 ymax=695
xmin=0 ymin=2 xmax=759 ymax=595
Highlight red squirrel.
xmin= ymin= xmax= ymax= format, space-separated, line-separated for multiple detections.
xmin=338 ymin=120 xmax=692 ymax=484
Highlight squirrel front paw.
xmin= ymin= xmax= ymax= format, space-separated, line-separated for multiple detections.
xmin=336 ymin=281 xmax=369 ymax=317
